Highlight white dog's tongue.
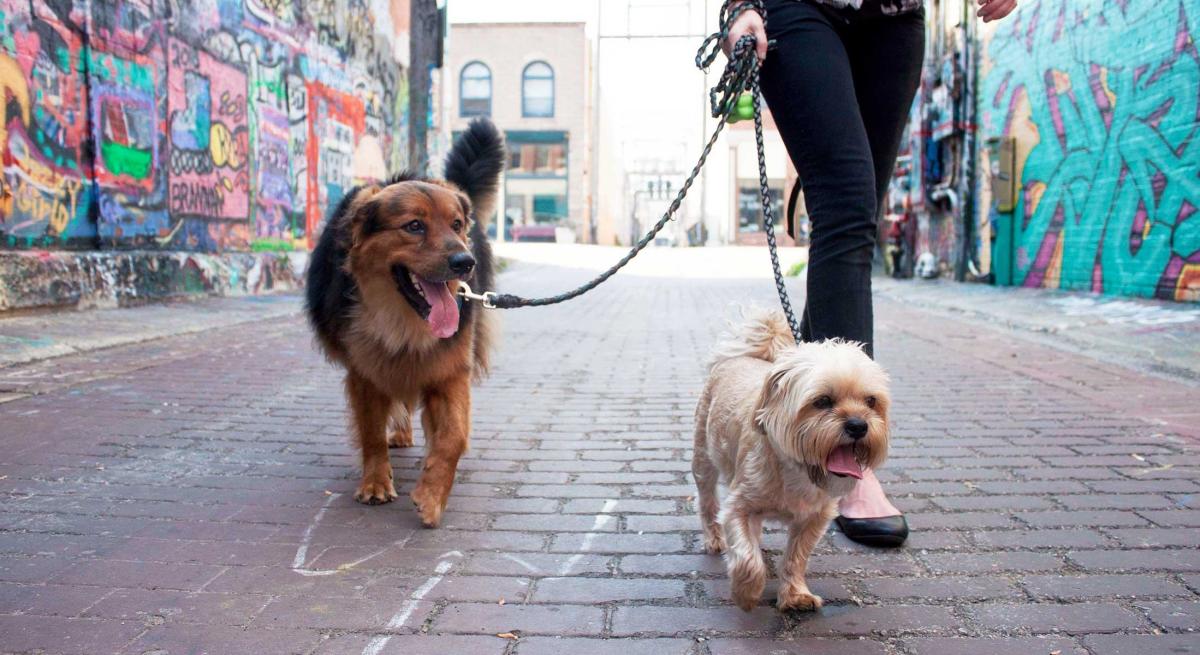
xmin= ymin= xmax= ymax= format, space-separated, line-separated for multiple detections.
xmin=826 ymin=445 xmax=863 ymax=479
xmin=415 ymin=277 xmax=460 ymax=338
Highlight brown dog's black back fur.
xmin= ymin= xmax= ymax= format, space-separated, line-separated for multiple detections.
xmin=306 ymin=119 xmax=506 ymax=373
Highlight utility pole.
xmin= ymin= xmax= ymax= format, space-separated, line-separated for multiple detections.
xmin=590 ymin=0 xmax=602 ymax=245
xmin=409 ymin=0 xmax=442 ymax=174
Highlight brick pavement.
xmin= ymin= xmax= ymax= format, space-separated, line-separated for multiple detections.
xmin=0 ymin=254 xmax=1198 ymax=654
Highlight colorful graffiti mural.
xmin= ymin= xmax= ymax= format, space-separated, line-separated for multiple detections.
xmin=168 ymin=38 xmax=252 ymax=249
xmin=881 ymin=1 xmax=981 ymax=281
xmin=90 ymin=0 xmax=171 ymax=248
xmin=305 ymin=81 xmax=367 ymax=249
xmin=981 ymin=0 xmax=1200 ymax=302
xmin=0 ymin=1 xmax=95 ymax=248
xmin=1 ymin=0 xmax=410 ymax=252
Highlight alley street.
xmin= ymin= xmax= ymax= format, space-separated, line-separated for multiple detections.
xmin=1 ymin=248 xmax=1198 ymax=655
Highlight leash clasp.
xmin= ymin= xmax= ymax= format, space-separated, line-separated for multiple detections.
xmin=457 ymin=282 xmax=498 ymax=309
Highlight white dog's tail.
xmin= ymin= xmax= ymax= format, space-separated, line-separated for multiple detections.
xmin=710 ymin=307 xmax=795 ymax=367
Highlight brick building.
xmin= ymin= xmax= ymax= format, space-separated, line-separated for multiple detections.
xmin=444 ymin=22 xmax=593 ymax=242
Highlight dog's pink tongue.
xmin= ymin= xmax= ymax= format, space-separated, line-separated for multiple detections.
xmin=415 ymin=277 xmax=460 ymax=338
xmin=826 ymin=445 xmax=863 ymax=480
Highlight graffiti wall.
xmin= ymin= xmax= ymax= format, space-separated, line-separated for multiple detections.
xmin=980 ymin=0 xmax=1200 ymax=302
xmin=1 ymin=0 xmax=410 ymax=252
xmin=0 ymin=2 xmax=94 ymax=248
xmin=880 ymin=0 xmax=981 ymax=282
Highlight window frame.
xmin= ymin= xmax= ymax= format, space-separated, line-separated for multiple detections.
xmin=521 ymin=61 xmax=555 ymax=118
xmin=459 ymin=61 xmax=492 ymax=118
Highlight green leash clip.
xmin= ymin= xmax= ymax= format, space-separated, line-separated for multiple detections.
xmin=727 ymin=92 xmax=755 ymax=124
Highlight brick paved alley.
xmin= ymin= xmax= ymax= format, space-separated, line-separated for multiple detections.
xmin=1 ymin=250 xmax=1198 ymax=655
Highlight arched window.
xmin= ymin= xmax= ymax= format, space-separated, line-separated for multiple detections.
xmin=522 ymin=61 xmax=555 ymax=118
xmin=460 ymin=61 xmax=491 ymax=117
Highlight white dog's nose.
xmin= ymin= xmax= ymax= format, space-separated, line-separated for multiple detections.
xmin=844 ymin=417 xmax=868 ymax=439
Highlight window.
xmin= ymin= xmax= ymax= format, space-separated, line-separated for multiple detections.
xmin=737 ymin=184 xmax=785 ymax=233
xmin=504 ymin=131 xmax=568 ymax=226
xmin=522 ymin=61 xmax=554 ymax=118
xmin=532 ymin=195 xmax=567 ymax=221
xmin=460 ymin=61 xmax=491 ymax=117
xmin=507 ymin=142 xmax=567 ymax=177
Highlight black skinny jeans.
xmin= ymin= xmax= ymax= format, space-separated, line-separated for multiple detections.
xmin=759 ymin=0 xmax=925 ymax=358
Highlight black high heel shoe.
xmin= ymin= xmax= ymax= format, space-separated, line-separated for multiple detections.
xmin=835 ymin=514 xmax=908 ymax=548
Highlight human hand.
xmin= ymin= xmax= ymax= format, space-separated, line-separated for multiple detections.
xmin=977 ymin=0 xmax=1017 ymax=22
xmin=723 ymin=3 xmax=768 ymax=62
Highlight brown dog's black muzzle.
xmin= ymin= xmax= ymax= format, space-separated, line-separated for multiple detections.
xmin=448 ymin=252 xmax=476 ymax=277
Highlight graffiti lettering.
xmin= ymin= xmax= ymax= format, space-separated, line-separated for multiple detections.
xmin=209 ymin=123 xmax=248 ymax=170
xmin=171 ymin=181 xmax=227 ymax=216
xmin=982 ymin=0 xmax=1200 ymax=302
xmin=13 ymin=176 xmax=84 ymax=236
xmin=218 ymin=91 xmax=247 ymax=123
xmin=169 ymin=40 xmax=200 ymax=68
xmin=170 ymin=149 xmax=215 ymax=175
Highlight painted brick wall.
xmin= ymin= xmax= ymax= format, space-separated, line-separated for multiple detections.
xmin=0 ymin=0 xmax=410 ymax=253
xmin=979 ymin=0 xmax=1200 ymax=302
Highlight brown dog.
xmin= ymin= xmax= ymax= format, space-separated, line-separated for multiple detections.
xmin=306 ymin=119 xmax=505 ymax=527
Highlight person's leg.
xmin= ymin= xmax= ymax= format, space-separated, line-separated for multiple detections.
xmin=759 ymin=0 xmax=906 ymax=543
xmin=835 ymin=4 xmax=927 ymax=535
xmin=759 ymin=0 xmax=878 ymax=353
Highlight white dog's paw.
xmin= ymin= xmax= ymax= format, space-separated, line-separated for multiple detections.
xmin=703 ymin=530 xmax=727 ymax=555
xmin=728 ymin=556 xmax=767 ymax=611
xmin=777 ymin=585 xmax=823 ymax=612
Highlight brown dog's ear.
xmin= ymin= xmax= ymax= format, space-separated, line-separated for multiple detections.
xmin=347 ymin=185 xmax=382 ymax=248
xmin=456 ymin=191 xmax=473 ymax=223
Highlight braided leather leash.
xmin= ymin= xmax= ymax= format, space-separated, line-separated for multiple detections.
xmin=459 ymin=0 xmax=803 ymax=344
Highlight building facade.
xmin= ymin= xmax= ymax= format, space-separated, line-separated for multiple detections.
xmin=724 ymin=114 xmax=800 ymax=248
xmin=444 ymin=22 xmax=592 ymax=242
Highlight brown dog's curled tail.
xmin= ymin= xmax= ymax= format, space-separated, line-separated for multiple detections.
xmin=442 ymin=118 xmax=506 ymax=382
xmin=443 ymin=118 xmax=506 ymax=228
xmin=710 ymin=307 xmax=795 ymax=367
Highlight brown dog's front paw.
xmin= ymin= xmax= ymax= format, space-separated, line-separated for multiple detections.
xmin=354 ymin=478 xmax=398 ymax=505
xmin=387 ymin=427 xmax=414 ymax=448
xmin=410 ymin=483 xmax=446 ymax=528
xmin=704 ymin=531 xmax=727 ymax=555
xmin=777 ymin=586 xmax=823 ymax=612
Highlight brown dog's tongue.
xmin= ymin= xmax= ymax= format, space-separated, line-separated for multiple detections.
xmin=826 ymin=445 xmax=863 ymax=479
xmin=415 ymin=277 xmax=460 ymax=338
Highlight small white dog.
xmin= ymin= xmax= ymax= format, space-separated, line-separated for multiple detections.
xmin=692 ymin=309 xmax=891 ymax=612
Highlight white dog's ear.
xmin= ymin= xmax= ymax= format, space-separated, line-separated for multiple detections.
xmin=753 ymin=369 xmax=784 ymax=434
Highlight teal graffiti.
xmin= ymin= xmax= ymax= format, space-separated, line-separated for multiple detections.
xmin=982 ymin=0 xmax=1200 ymax=300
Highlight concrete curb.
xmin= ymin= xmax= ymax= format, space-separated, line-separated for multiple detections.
xmin=0 ymin=250 xmax=309 ymax=312
xmin=874 ymin=278 xmax=1200 ymax=384
xmin=0 ymin=293 xmax=304 ymax=370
